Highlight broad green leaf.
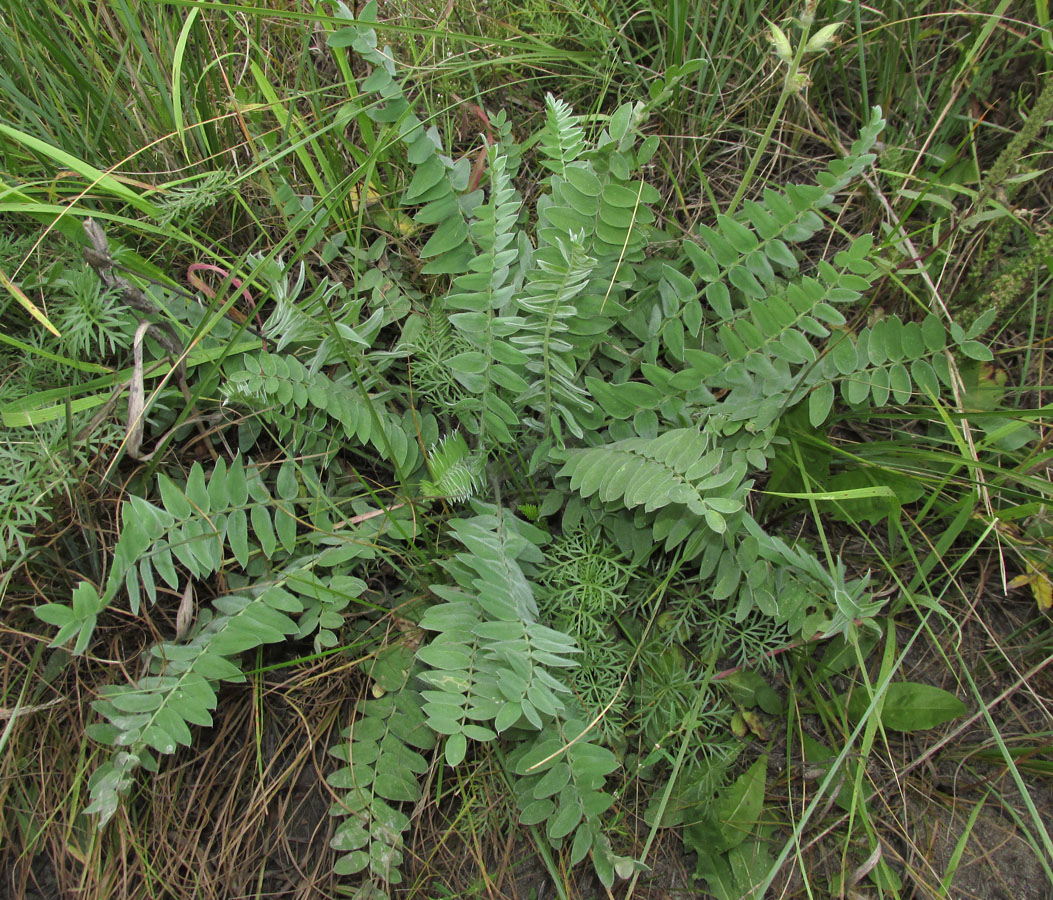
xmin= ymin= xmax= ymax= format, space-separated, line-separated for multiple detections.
xmin=911 ymin=359 xmax=940 ymax=397
xmin=565 ymin=165 xmax=602 ymax=197
xmin=765 ymin=238 xmax=798 ymax=269
xmin=922 ymin=313 xmax=946 ymax=351
xmin=158 ymin=474 xmax=192 ymax=519
xmin=683 ymin=240 xmax=720 ymax=281
xmin=889 ymin=363 xmax=912 ymax=403
xmin=417 ymin=643 xmax=473 ymax=670
xmin=706 ymin=282 xmax=732 ymax=319
xmin=694 ymin=850 xmax=737 ymax=900
xmin=107 ymin=690 xmax=163 ymax=714
xmin=698 ymin=224 xmax=738 ymax=267
xmin=847 ymin=682 xmax=966 ymax=731
xmin=226 ymin=508 xmax=250 ymax=568
xmin=420 ymin=216 xmax=468 ymax=258
xmin=276 ymin=459 xmax=298 ymax=501
xmin=901 ymin=321 xmax=925 ymax=359
xmin=250 ymin=504 xmax=276 ymax=558
xmin=960 ymin=340 xmax=993 ymax=361
xmin=571 ymin=824 xmax=592 ymax=865
xmin=443 ymin=732 xmax=468 ymax=767
xmin=714 ymin=755 xmax=767 ymax=851
xmin=533 ymin=762 xmax=572 ymax=799
xmin=716 ymin=215 xmax=758 ymax=253
xmin=831 ymin=334 xmax=858 ymax=375
xmin=870 ymin=366 xmax=890 ymax=407
xmin=374 ymin=771 xmax=420 ymax=802
xmin=520 ymin=798 xmax=555 ymax=825
xmin=153 ymin=706 xmax=193 ymax=748
xmin=547 ymin=798 xmax=583 ymax=840
xmin=404 ymin=155 xmax=446 ymax=201
xmin=274 ymin=507 xmax=298 ymax=553
xmin=184 ymin=463 xmax=210 ymax=515
xmin=36 ymin=603 xmax=75 ymax=627
xmin=809 ymin=383 xmax=835 ymax=427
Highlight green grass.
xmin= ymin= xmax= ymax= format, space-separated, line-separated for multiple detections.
xmin=2 ymin=1 xmax=1052 ymax=898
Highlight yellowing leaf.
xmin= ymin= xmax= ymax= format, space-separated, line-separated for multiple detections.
xmin=348 ymin=182 xmax=384 ymax=211
xmin=0 ymin=266 xmax=60 ymax=337
xmin=1008 ymin=559 xmax=1052 ymax=611
xmin=348 ymin=183 xmax=417 ymax=235
xmin=741 ymin=710 xmax=768 ymax=740
xmin=730 ymin=710 xmax=748 ymax=738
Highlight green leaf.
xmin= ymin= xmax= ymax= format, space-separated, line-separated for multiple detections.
xmin=765 ymin=238 xmax=798 ymax=270
xmin=571 ymin=823 xmax=593 ymax=865
xmin=889 ymin=363 xmax=912 ymax=403
xmin=683 ymin=240 xmax=719 ymax=281
xmin=36 ymin=602 xmax=75 ymax=627
xmin=911 ymin=359 xmax=940 ymax=398
xmin=706 ymin=282 xmax=732 ymax=318
xmin=184 ymin=463 xmax=210 ymax=515
xmin=207 ymin=458 xmax=229 ymax=510
xmin=106 ymin=690 xmax=163 ymax=714
xmin=444 ymin=733 xmax=467 ymax=767
xmin=847 ymin=682 xmax=966 ymax=732
xmin=869 ymin=366 xmax=890 ymax=407
xmin=250 ymin=504 xmax=276 ymax=558
xmin=533 ymin=762 xmax=572 ymax=799
xmin=404 ymin=155 xmax=446 ymax=201
xmin=153 ymin=706 xmax=193 ymax=748
xmin=714 ymin=756 xmax=767 ymax=851
xmin=370 ymin=645 xmax=416 ymax=692
xmin=547 ymin=798 xmax=583 ymax=840
xmin=694 ymin=850 xmax=737 ymax=900
xmin=274 ymin=506 xmax=298 ymax=553
xmin=701 ymin=837 xmax=773 ymax=900
xmin=520 ymin=798 xmax=555 ymax=826
xmin=374 ymin=771 xmax=420 ymax=802
xmin=158 ymin=473 xmax=192 ymax=519
xmin=959 ymin=340 xmax=993 ymax=361
xmin=922 ymin=313 xmax=946 ymax=351
xmin=808 ymin=383 xmax=835 ymax=427
xmin=227 ymin=508 xmax=250 ymax=568
xmin=831 ymin=334 xmax=858 ymax=374
xmin=276 ymin=459 xmax=298 ymax=501
xmin=716 ymin=215 xmax=758 ymax=253
xmin=420 ymin=216 xmax=468 ymax=258
xmin=565 ymin=165 xmax=602 ymax=196
xmin=417 ymin=643 xmax=473 ymax=670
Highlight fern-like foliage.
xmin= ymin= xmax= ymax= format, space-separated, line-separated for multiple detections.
xmin=328 ymin=686 xmax=436 ymax=895
xmin=420 ymin=432 xmax=484 ymax=503
xmin=84 ymin=583 xmax=305 ymax=822
xmin=226 ymin=350 xmax=418 ymax=471
xmin=556 ymin=428 xmax=747 ymax=546
xmin=40 ymin=455 xmax=374 ymax=822
xmin=402 ymin=302 xmax=474 ymax=416
xmin=36 ymin=456 xmax=298 ymax=652
xmin=416 ymin=513 xmax=580 ymax=764
xmin=537 ymin=94 xmax=586 ymax=177
xmin=35 ymin=6 xmax=1004 ymax=891
xmin=508 ymin=715 xmax=629 ymax=888
xmin=538 ymin=527 xmax=632 ymax=641
xmin=442 ymin=144 xmax=528 ymax=445
xmin=513 ymin=230 xmax=598 ymax=442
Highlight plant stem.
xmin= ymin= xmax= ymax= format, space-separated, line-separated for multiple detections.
xmin=726 ymin=14 xmax=814 ymax=217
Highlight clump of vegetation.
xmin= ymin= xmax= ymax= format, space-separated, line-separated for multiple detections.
xmin=2 ymin=1 xmax=1051 ymax=899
